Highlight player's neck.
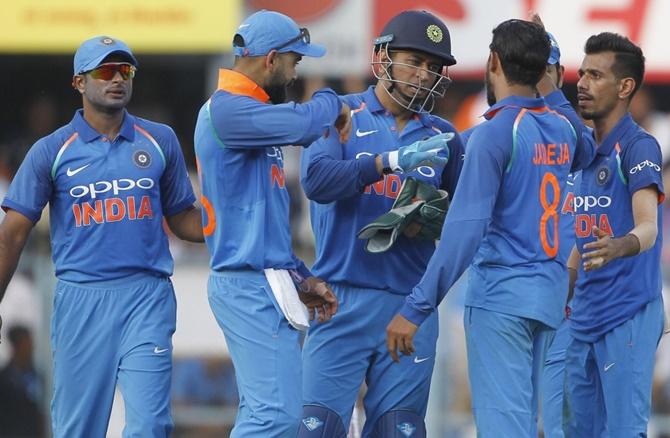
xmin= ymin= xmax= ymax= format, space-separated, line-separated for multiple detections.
xmin=593 ymin=105 xmax=628 ymax=145
xmin=374 ymin=85 xmax=414 ymax=131
xmin=494 ymin=84 xmax=536 ymax=103
xmin=82 ymin=103 xmax=125 ymax=140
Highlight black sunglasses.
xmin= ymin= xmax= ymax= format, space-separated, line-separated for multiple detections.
xmin=275 ymin=28 xmax=310 ymax=51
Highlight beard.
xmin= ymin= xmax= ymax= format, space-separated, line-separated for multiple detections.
xmin=266 ymin=83 xmax=288 ymax=104
xmin=485 ymin=69 xmax=496 ymax=106
xmin=265 ymin=72 xmax=294 ymax=104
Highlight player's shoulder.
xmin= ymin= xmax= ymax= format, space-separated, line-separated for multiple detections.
xmin=459 ymin=124 xmax=483 ymax=148
xmin=424 ymin=114 xmax=458 ymax=135
xmin=132 ymin=115 xmax=179 ymax=147
xmin=623 ymin=121 xmax=660 ymax=151
xmin=469 ymin=116 xmax=506 ymax=139
xmin=34 ymin=123 xmax=78 ymax=154
xmin=339 ymin=90 xmax=367 ymax=111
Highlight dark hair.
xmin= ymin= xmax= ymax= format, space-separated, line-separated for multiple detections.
xmin=584 ymin=32 xmax=645 ymax=96
xmin=489 ymin=19 xmax=550 ymax=87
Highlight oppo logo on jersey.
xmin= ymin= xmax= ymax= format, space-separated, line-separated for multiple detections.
xmin=70 ymin=178 xmax=155 ymax=199
xmin=69 ymin=178 xmax=156 ymax=227
xmin=572 ymin=195 xmax=614 ymax=238
xmin=629 ymin=160 xmax=660 ymax=174
xmin=573 ymin=195 xmax=612 ymax=212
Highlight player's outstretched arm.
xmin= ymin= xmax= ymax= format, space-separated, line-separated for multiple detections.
xmin=0 ymin=210 xmax=34 ymax=342
xmin=166 ymin=206 xmax=204 ymax=243
xmin=582 ymin=187 xmax=658 ymax=271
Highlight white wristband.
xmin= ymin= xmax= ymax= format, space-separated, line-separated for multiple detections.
xmin=388 ymin=150 xmax=400 ymax=172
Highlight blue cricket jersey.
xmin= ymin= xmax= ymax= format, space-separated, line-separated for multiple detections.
xmin=402 ymin=95 xmax=587 ymax=328
xmin=459 ymin=125 xmax=478 ymax=147
xmin=2 ymin=110 xmax=196 ymax=282
xmin=194 ymin=69 xmax=342 ymax=277
xmin=463 ymin=123 xmax=577 ymax=266
xmin=570 ymin=113 xmax=664 ymax=341
xmin=300 ymin=86 xmax=464 ymax=295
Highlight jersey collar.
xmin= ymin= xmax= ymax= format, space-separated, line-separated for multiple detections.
xmin=71 ymin=109 xmax=136 ymax=143
xmin=217 ymin=69 xmax=270 ymax=103
xmin=483 ymin=95 xmax=546 ymax=120
xmin=595 ymin=113 xmax=635 ymax=156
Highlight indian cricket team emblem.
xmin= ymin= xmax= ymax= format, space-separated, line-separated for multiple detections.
xmin=596 ymin=165 xmax=610 ymax=185
xmin=302 ymin=416 xmax=323 ymax=431
xmin=133 ymin=150 xmax=151 ymax=168
xmin=397 ymin=422 xmax=417 ymax=437
xmin=101 ymin=37 xmax=114 ymax=45
xmin=426 ymin=25 xmax=443 ymax=43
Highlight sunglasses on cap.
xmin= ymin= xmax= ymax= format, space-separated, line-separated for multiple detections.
xmin=275 ymin=28 xmax=310 ymax=51
xmin=84 ymin=62 xmax=137 ymax=81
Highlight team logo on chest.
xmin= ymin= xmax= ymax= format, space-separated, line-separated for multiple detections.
xmin=133 ymin=150 xmax=151 ymax=168
xmin=596 ymin=165 xmax=610 ymax=186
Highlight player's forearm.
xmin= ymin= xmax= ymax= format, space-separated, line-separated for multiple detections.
xmin=401 ymin=218 xmax=487 ymax=325
xmin=0 ymin=227 xmax=30 ymax=302
xmin=544 ymin=90 xmax=596 ymax=171
xmin=567 ymin=245 xmax=579 ymax=302
xmin=567 ymin=267 xmax=577 ymax=303
xmin=166 ymin=207 xmax=204 ymax=243
xmin=630 ymin=220 xmax=657 ymax=253
xmin=302 ymin=154 xmax=380 ymax=203
xmin=628 ymin=187 xmax=660 ymax=253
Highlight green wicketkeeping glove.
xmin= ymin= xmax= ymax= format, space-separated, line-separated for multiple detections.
xmin=357 ymin=177 xmax=448 ymax=253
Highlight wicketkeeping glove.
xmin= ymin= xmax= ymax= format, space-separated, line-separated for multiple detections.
xmin=357 ymin=177 xmax=449 ymax=253
xmin=381 ymin=132 xmax=453 ymax=173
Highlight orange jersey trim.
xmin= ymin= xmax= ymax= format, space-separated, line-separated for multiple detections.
xmin=217 ymin=69 xmax=270 ymax=103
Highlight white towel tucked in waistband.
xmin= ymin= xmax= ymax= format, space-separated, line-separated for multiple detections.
xmin=264 ymin=268 xmax=310 ymax=331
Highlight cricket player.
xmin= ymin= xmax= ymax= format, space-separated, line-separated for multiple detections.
xmin=534 ymin=28 xmax=575 ymax=438
xmin=555 ymin=33 xmax=665 ymax=437
xmin=386 ymin=19 xmax=591 ymax=436
xmin=194 ymin=10 xmax=350 ymax=437
xmin=0 ymin=36 xmax=203 ymax=437
xmin=297 ymin=10 xmax=463 ymax=438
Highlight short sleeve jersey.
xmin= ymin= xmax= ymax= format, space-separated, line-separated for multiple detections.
xmin=2 ymin=110 xmax=195 ymax=282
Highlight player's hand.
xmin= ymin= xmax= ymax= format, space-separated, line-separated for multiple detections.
xmin=382 ymin=132 xmax=454 ymax=173
xmin=581 ymin=226 xmax=624 ymax=271
xmin=298 ymin=277 xmax=338 ymax=323
xmin=335 ymin=102 xmax=352 ymax=143
xmin=386 ymin=314 xmax=418 ymax=363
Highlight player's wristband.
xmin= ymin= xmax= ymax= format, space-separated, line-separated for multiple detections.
xmin=381 ymin=151 xmax=400 ymax=174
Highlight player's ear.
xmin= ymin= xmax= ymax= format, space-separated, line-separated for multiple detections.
xmin=488 ymin=51 xmax=500 ymax=73
xmin=558 ymin=65 xmax=565 ymax=88
xmin=618 ymin=77 xmax=636 ymax=100
xmin=265 ymin=50 xmax=278 ymax=70
xmin=72 ymin=75 xmax=85 ymax=94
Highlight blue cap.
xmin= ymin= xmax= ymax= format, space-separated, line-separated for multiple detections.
xmin=233 ymin=10 xmax=326 ymax=58
xmin=547 ymin=32 xmax=561 ymax=65
xmin=73 ymin=36 xmax=138 ymax=75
